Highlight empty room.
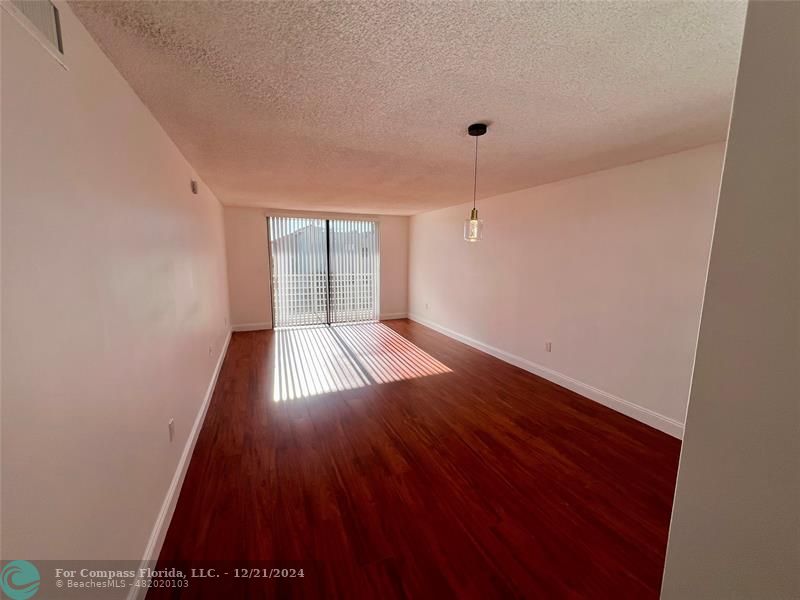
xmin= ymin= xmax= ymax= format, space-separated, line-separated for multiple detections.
xmin=2 ymin=1 xmax=797 ymax=599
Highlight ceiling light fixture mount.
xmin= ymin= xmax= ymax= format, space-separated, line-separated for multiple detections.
xmin=468 ymin=123 xmax=487 ymax=137
xmin=464 ymin=122 xmax=487 ymax=242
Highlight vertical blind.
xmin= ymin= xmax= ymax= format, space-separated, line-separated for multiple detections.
xmin=329 ymin=219 xmax=380 ymax=324
xmin=268 ymin=216 xmax=379 ymax=328
xmin=269 ymin=217 xmax=328 ymax=327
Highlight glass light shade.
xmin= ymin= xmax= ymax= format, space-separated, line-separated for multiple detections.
xmin=464 ymin=208 xmax=483 ymax=242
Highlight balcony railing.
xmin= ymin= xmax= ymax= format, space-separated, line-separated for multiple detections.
xmin=272 ymin=272 xmax=377 ymax=327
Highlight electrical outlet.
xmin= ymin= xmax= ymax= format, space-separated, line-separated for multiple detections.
xmin=425 ymin=303 xmax=429 ymax=310
xmin=545 ymin=341 xmax=552 ymax=352
xmin=168 ymin=418 xmax=175 ymax=442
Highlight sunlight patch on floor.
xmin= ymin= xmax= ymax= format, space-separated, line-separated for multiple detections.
xmin=272 ymin=322 xmax=451 ymax=401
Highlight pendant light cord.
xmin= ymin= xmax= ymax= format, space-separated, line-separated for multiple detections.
xmin=473 ymin=135 xmax=479 ymax=210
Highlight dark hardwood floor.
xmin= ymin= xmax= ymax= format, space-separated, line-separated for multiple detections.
xmin=150 ymin=319 xmax=681 ymax=599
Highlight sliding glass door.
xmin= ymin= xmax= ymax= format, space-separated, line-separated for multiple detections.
xmin=268 ymin=216 xmax=379 ymax=328
xmin=329 ymin=219 xmax=380 ymax=323
xmin=268 ymin=217 xmax=328 ymax=327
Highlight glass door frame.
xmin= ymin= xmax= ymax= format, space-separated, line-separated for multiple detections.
xmin=267 ymin=215 xmax=380 ymax=328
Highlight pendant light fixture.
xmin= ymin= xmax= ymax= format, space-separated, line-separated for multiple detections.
xmin=464 ymin=122 xmax=487 ymax=242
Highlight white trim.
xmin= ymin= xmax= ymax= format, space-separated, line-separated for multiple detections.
xmin=127 ymin=330 xmax=232 ymax=600
xmin=380 ymin=312 xmax=408 ymax=320
xmin=232 ymin=322 xmax=272 ymax=332
xmin=408 ymin=314 xmax=684 ymax=439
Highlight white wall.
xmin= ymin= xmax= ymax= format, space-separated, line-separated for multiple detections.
xmin=409 ymin=143 xmax=726 ymax=436
xmin=376 ymin=214 xmax=410 ymax=319
xmin=224 ymin=206 xmax=408 ymax=330
xmin=662 ymin=1 xmax=799 ymax=597
xmin=1 ymin=2 xmax=230 ymax=566
xmin=223 ymin=207 xmax=272 ymax=330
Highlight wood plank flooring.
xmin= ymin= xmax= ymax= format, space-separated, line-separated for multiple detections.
xmin=150 ymin=319 xmax=680 ymax=599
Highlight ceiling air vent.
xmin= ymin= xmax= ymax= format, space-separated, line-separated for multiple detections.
xmin=9 ymin=0 xmax=63 ymax=54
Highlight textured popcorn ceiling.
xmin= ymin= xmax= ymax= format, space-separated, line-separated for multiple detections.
xmin=70 ymin=1 xmax=746 ymax=215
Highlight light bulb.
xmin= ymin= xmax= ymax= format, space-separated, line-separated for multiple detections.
xmin=464 ymin=208 xmax=483 ymax=242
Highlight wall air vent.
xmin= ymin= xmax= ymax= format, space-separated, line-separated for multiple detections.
xmin=7 ymin=0 xmax=63 ymax=55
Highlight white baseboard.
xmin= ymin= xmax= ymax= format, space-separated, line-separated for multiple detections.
xmin=128 ymin=330 xmax=232 ymax=600
xmin=408 ymin=314 xmax=684 ymax=439
xmin=232 ymin=322 xmax=272 ymax=332
xmin=380 ymin=312 xmax=408 ymax=320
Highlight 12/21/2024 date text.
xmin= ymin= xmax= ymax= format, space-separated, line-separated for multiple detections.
xmin=191 ymin=568 xmax=305 ymax=578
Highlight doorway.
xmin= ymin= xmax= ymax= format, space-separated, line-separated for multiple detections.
xmin=268 ymin=216 xmax=380 ymax=328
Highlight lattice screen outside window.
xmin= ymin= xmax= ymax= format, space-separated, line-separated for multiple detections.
xmin=268 ymin=217 xmax=379 ymax=328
